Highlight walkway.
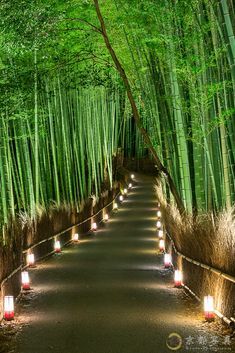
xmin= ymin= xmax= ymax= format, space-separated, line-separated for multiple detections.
xmin=16 ymin=175 xmax=218 ymax=353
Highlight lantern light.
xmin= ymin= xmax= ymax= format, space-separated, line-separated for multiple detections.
xmin=131 ymin=174 xmax=135 ymax=180
xmin=104 ymin=213 xmax=109 ymax=222
xmin=124 ymin=188 xmax=128 ymax=195
xmin=119 ymin=195 xmax=124 ymax=202
xmin=159 ymin=239 xmax=165 ymax=252
xmin=174 ymin=270 xmax=183 ymax=288
xmin=113 ymin=202 xmax=118 ymax=210
xmin=157 ymin=210 xmax=162 ymax=218
xmin=204 ymin=296 xmax=215 ymax=321
xmin=92 ymin=222 xmax=97 ymax=231
xmin=73 ymin=233 xmax=79 ymax=242
xmin=54 ymin=240 xmax=61 ymax=253
xmin=27 ymin=253 xmax=35 ymax=267
xmin=21 ymin=271 xmax=30 ymax=290
xmin=4 ymin=296 xmax=14 ymax=321
xmin=158 ymin=230 xmax=164 ymax=238
xmin=164 ymin=254 xmax=172 ymax=268
xmin=156 ymin=220 xmax=162 ymax=229
xmin=128 ymin=183 xmax=132 ymax=189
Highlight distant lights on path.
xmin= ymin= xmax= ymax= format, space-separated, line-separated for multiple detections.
xmin=157 ymin=210 xmax=162 ymax=218
xmin=27 ymin=253 xmax=35 ymax=267
xmin=92 ymin=222 xmax=97 ymax=231
xmin=159 ymin=239 xmax=165 ymax=252
xmin=119 ymin=195 xmax=124 ymax=202
xmin=113 ymin=202 xmax=118 ymax=210
xmin=128 ymin=183 xmax=132 ymax=189
xmin=73 ymin=233 xmax=79 ymax=242
xmin=21 ymin=271 xmax=30 ymax=290
xmin=54 ymin=240 xmax=61 ymax=253
xmin=158 ymin=230 xmax=164 ymax=238
xmin=156 ymin=220 xmax=162 ymax=229
xmin=124 ymin=188 xmax=128 ymax=195
xmin=131 ymin=174 xmax=135 ymax=180
xmin=4 ymin=296 xmax=14 ymax=321
xmin=104 ymin=213 xmax=109 ymax=222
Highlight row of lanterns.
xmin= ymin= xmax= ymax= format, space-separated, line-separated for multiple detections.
xmin=156 ymin=204 xmax=215 ymax=322
xmin=3 ymin=174 xmax=136 ymax=321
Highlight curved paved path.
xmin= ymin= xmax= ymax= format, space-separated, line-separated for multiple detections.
xmin=16 ymin=175 xmax=219 ymax=353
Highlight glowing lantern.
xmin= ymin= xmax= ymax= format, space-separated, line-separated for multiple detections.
xmin=27 ymin=253 xmax=35 ymax=267
xmin=156 ymin=220 xmax=162 ymax=229
xmin=158 ymin=230 xmax=164 ymax=238
xmin=119 ymin=195 xmax=124 ymax=202
xmin=174 ymin=270 xmax=183 ymax=288
xmin=164 ymin=254 xmax=172 ymax=268
xmin=128 ymin=183 xmax=132 ymax=189
xmin=104 ymin=213 xmax=109 ymax=222
xmin=157 ymin=210 xmax=162 ymax=218
xmin=113 ymin=202 xmax=118 ymax=210
xmin=131 ymin=174 xmax=135 ymax=180
xmin=159 ymin=239 xmax=165 ymax=252
xmin=54 ymin=240 xmax=61 ymax=253
xmin=21 ymin=271 xmax=30 ymax=290
xmin=4 ymin=296 xmax=14 ymax=321
xmin=124 ymin=188 xmax=128 ymax=195
xmin=204 ymin=296 xmax=215 ymax=321
xmin=73 ymin=233 xmax=79 ymax=242
xmin=92 ymin=222 xmax=97 ymax=231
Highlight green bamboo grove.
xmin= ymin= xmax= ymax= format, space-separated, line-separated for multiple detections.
xmin=0 ymin=0 xmax=234 ymax=242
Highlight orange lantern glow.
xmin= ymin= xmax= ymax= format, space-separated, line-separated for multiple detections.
xmin=21 ymin=271 xmax=30 ymax=290
xmin=174 ymin=270 xmax=183 ymax=288
xmin=27 ymin=253 xmax=35 ymax=267
xmin=4 ymin=296 xmax=14 ymax=321
xmin=54 ymin=240 xmax=61 ymax=253
xmin=204 ymin=296 xmax=215 ymax=321
xmin=164 ymin=254 xmax=172 ymax=268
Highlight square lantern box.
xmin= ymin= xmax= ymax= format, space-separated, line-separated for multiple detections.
xmin=164 ymin=254 xmax=172 ymax=268
xmin=174 ymin=270 xmax=183 ymax=288
xmin=73 ymin=233 xmax=79 ymax=242
xmin=21 ymin=271 xmax=30 ymax=290
xmin=27 ymin=253 xmax=35 ymax=267
xmin=4 ymin=296 xmax=14 ymax=321
xmin=204 ymin=295 xmax=215 ymax=321
xmin=54 ymin=240 xmax=61 ymax=253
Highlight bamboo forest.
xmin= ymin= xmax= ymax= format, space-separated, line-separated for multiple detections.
xmin=0 ymin=1 xmax=235 ymax=352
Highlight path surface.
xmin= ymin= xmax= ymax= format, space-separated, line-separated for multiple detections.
xmin=16 ymin=175 xmax=221 ymax=353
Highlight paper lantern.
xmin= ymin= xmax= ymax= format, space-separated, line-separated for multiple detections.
xmin=204 ymin=296 xmax=215 ymax=321
xmin=21 ymin=271 xmax=30 ymax=290
xmin=124 ymin=188 xmax=128 ymax=195
xmin=131 ymin=174 xmax=135 ymax=180
xmin=156 ymin=220 xmax=162 ymax=229
xmin=157 ymin=210 xmax=162 ymax=218
xmin=158 ymin=230 xmax=164 ymax=238
xmin=164 ymin=254 xmax=172 ymax=268
xmin=54 ymin=240 xmax=61 ymax=253
xmin=128 ymin=183 xmax=132 ymax=189
xmin=119 ymin=195 xmax=124 ymax=202
xmin=174 ymin=270 xmax=183 ymax=288
xmin=73 ymin=233 xmax=79 ymax=242
xmin=113 ymin=202 xmax=118 ymax=210
xmin=92 ymin=222 xmax=97 ymax=231
xmin=159 ymin=239 xmax=165 ymax=252
xmin=104 ymin=213 xmax=109 ymax=222
xmin=4 ymin=296 xmax=14 ymax=321
xmin=27 ymin=253 xmax=35 ymax=267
